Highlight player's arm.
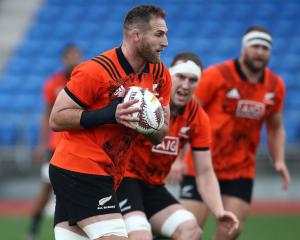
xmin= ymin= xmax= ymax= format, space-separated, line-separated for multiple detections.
xmin=49 ymin=89 xmax=139 ymax=131
xmin=192 ymin=150 xmax=239 ymax=234
xmin=266 ymin=111 xmax=291 ymax=190
xmin=166 ymin=143 xmax=189 ymax=185
xmin=34 ymin=102 xmax=52 ymax=161
xmin=144 ymin=104 xmax=170 ymax=145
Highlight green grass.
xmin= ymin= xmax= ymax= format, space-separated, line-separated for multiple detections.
xmin=203 ymin=215 xmax=300 ymax=240
xmin=0 ymin=215 xmax=300 ymax=240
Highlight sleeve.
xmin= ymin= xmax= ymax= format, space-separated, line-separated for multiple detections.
xmin=189 ymin=107 xmax=212 ymax=149
xmin=65 ymin=63 xmax=102 ymax=108
xmin=272 ymin=77 xmax=285 ymax=113
xmin=160 ymin=65 xmax=172 ymax=107
xmin=194 ymin=66 xmax=223 ymax=106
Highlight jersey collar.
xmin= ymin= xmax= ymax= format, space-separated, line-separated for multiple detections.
xmin=116 ymin=46 xmax=150 ymax=75
xmin=234 ymin=59 xmax=264 ymax=83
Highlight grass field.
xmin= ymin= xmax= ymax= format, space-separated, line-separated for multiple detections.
xmin=0 ymin=215 xmax=300 ymax=240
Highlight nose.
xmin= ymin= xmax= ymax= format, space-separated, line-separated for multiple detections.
xmin=181 ymin=78 xmax=190 ymax=89
xmin=161 ymin=35 xmax=168 ymax=48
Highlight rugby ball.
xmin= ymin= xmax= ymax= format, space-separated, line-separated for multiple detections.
xmin=123 ymin=86 xmax=164 ymax=134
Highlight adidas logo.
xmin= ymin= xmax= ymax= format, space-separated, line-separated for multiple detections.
xmin=226 ymin=88 xmax=240 ymax=99
xmin=119 ymin=198 xmax=131 ymax=212
xmin=264 ymin=92 xmax=274 ymax=100
xmin=114 ymin=85 xmax=125 ymax=97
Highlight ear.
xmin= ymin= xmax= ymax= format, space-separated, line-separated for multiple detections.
xmin=132 ymin=28 xmax=142 ymax=42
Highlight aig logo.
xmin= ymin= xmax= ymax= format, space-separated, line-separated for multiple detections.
xmin=152 ymin=136 xmax=179 ymax=155
xmin=236 ymin=100 xmax=265 ymax=120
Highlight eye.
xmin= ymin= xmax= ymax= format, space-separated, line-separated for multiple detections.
xmin=177 ymin=73 xmax=186 ymax=80
xmin=155 ymin=31 xmax=165 ymax=37
xmin=189 ymin=78 xmax=198 ymax=83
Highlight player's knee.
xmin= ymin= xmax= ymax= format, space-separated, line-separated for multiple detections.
xmin=216 ymin=223 xmax=242 ymax=240
xmin=125 ymin=215 xmax=152 ymax=240
xmin=54 ymin=226 xmax=89 ymax=240
xmin=161 ymin=209 xmax=201 ymax=240
xmin=128 ymin=230 xmax=152 ymax=240
xmin=81 ymin=218 xmax=128 ymax=239
xmin=173 ymin=219 xmax=202 ymax=240
xmin=229 ymin=224 xmax=242 ymax=239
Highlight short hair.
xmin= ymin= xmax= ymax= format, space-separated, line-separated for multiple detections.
xmin=124 ymin=5 xmax=166 ymax=32
xmin=243 ymin=25 xmax=272 ymax=37
xmin=170 ymin=52 xmax=203 ymax=70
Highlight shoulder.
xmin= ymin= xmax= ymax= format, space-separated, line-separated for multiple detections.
xmin=77 ymin=48 xmax=119 ymax=80
xmin=184 ymin=98 xmax=202 ymax=121
xmin=265 ymin=67 xmax=285 ymax=90
xmin=183 ymin=99 xmax=210 ymax=130
xmin=149 ymin=61 xmax=169 ymax=79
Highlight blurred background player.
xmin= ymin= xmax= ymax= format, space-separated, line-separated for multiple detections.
xmin=117 ymin=52 xmax=238 ymax=240
xmin=48 ymin=5 xmax=171 ymax=240
xmin=178 ymin=26 xmax=291 ymax=240
xmin=26 ymin=44 xmax=82 ymax=240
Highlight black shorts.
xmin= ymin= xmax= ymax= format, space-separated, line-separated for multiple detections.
xmin=179 ymin=175 xmax=253 ymax=203
xmin=117 ymin=177 xmax=178 ymax=219
xmin=49 ymin=164 xmax=121 ymax=226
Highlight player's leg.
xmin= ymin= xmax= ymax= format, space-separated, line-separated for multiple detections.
xmin=117 ymin=178 xmax=152 ymax=240
xmin=77 ymin=213 xmax=128 ymax=240
xmin=49 ymin=164 xmax=127 ymax=240
xmin=214 ymin=179 xmax=253 ymax=240
xmin=150 ymin=203 xmax=201 ymax=240
xmin=179 ymin=199 xmax=209 ymax=227
xmin=27 ymin=182 xmax=52 ymax=237
xmin=26 ymin=151 xmax=54 ymax=240
xmin=143 ymin=184 xmax=201 ymax=240
xmin=122 ymin=211 xmax=152 ymax=240
xmin=179 ymin=175 xmax=210 ymax=227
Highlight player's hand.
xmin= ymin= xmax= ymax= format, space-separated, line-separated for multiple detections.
xmin=33 ymin=143 xmax=48 ymax=163
xmin=115 ymin=99 xmax=140 ymax=129
xmin=166 ymin=159 xmax=187 ymax=186
xmin=216 ymin=211 xmax=239 ymax=235
xmin=274 ymin=161 xmax=291 ymax=190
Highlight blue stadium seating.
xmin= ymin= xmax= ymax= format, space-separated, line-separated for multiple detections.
xmin=0 ymin=0 xmax=300 ymax=146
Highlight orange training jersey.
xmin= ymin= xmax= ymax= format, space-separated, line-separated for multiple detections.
xmin=43 ymin=72 xmax=67 ymax=151
xmin=125 ymin=98 xmax=211 ymax=185
xmin=50 ymin=47 xmax=172 ymax=188
xmin=185 ymin=59 xmax=285 ymax=180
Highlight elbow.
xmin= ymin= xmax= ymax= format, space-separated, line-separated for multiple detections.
xmin=49 ymin=114 xmax=61 ymax=131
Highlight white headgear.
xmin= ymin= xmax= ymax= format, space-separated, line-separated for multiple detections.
xmin=242 ymin=31 xmax=272 ymax=49
xmin=169 ymin=60 xmax=202 ymax=79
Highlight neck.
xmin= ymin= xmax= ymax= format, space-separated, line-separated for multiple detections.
xmin=170 ymin=103 xmax=179 ymax=116
xmin=121 ymin=42 xmax=146 ymax=73
xmin=238 ymin=57 xmax=263 ymax=84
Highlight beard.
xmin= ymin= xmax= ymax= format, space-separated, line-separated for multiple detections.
xmin=138 ymin=41 xmax=160 ymax=64
xmin=243 ymin=56 xmax=268 ymax=73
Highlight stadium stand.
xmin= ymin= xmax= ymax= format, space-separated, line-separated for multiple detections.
xmin=0 ymin=0 xmax=300 ymax=148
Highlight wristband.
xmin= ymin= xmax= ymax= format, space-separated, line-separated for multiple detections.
xmin=80 ymin=97 xmax=122 ymax=129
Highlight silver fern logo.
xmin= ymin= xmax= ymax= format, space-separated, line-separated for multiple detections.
xmin=97 ymin=195 xmax=115 ymax=210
